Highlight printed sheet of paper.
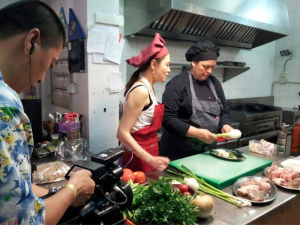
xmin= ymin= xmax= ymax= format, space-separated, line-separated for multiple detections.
xmin=104 ymin=36 xmax=125 ymax=64
xmin=87 ymin=24 xmax=118 ymax=53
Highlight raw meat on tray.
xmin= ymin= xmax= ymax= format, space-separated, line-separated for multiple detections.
xmin=268 ymin=164 xmax=300 ymax=189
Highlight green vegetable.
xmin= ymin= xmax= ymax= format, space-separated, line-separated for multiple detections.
xmin=123 ymin=177 xmax=199 ymax=225
xmin=166 ymin=165 xmax=251 ymax=207
xmin=228 ymin=151 xmax=237 ymax=159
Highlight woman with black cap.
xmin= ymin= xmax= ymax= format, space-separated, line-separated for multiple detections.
xmin=160 ymin=40 xmax=233 ymax=160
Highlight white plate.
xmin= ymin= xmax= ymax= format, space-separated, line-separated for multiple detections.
xmin=281 ymin=159 xmax=300 ymax=173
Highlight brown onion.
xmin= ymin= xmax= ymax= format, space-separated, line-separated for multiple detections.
xmin=192 ymin=193 xmax=215 ymax=218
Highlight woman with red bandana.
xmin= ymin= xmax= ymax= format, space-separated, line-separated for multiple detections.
xmin=117 ymin=33 xmax=171 ymax=173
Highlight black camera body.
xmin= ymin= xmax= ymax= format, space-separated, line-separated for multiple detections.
xmin=60 ymin=148 xmax=133 ymax=225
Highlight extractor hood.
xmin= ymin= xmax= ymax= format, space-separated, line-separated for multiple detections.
xmin=124 ymin=0 xmax=289 ymax=49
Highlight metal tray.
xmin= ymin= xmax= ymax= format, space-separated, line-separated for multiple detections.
xmin=263 ymin=167 xmax=300 ymax=191
xmin=140 ymin=177 xmax=150 ymax=186
xmin=233 ymin=176 xmax=277 ymax=204
xmin=210 ymin=149 xmax=246 ymax=161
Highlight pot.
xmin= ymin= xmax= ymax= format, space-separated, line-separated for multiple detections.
xmin=246 ymin=102 xmax=265 ymax=112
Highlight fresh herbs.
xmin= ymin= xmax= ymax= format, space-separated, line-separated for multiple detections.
xmin=166 ymin=165 xmax=251 ymax=207
xmin=123 ymin=177 xmax=199 ymax=225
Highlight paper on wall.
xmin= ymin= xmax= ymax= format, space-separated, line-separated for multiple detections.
xmin=107 ymin=71 xmax=124 ymax=93
xmin=87 ymin=24 xmax=118 ymax=54
xmin=92 ymin=53 xmax=114 ymax=64
xmin=104 ymin=36 xmax=125 ymax=65
xmin=94 ymin=13 xmax=124 ymax=26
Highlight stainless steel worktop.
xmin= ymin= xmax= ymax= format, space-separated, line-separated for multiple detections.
xmin=147 ymin=146 xmax=300 ymax=225
xmin=36 ymin=146 xmax=300 ymax=224
xmin=201 ymin=146 xmax=299 ymax=225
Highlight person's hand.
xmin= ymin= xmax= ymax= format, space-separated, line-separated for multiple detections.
xmin=148 ymin=156 xmax=170 ymax=171
xmin=221 ymin=125 xmax=234 ymax=140
xmin=68 ymin=169 xmax=95 ymax=207
xmin=196 ymin=128 xmax=217 ymax=144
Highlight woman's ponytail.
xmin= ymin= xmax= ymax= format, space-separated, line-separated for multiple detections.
xmin=124 ymin=69 xmax=140 ymax=97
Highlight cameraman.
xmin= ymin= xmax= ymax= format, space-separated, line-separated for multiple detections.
xmin=0 ymin=1 xmax=95 ymax=224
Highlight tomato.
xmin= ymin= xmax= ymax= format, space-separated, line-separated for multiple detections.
xmin=178 ymin=184 xmax=188 ymax=193
xmin=182 ymin=191 xmax=192 ymax=196
xmin=122 ymin=168 xmax=135 ymax=183
xmin=133 ymin=171 xmax=146 ymax=184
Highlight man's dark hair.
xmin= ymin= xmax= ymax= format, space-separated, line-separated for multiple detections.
xmin=0 ymin=0 xmax=66 ymax=48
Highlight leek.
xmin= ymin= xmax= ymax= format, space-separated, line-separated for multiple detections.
xmin=166 ymin=165 xmax=251 ymax=207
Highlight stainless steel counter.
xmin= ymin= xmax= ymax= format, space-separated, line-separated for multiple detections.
xmin=36 ymin=146 xmax=300 ymax=224
xmin=147 ymin=146 xmax=300 ymax=225
xmin=203 ymin=148 xmax=299 ymax=225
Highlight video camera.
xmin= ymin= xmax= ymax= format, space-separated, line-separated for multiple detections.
xmin=59 ymin=148 xmax=133 ymax=225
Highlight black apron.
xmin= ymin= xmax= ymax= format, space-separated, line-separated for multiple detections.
xmin=160 ymin=72 xmax=222 ymax=160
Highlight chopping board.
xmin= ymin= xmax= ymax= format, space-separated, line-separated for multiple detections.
xmin=169 ymin=152 xmax=272 ymax=189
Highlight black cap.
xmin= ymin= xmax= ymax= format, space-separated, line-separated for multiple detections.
xmin=185 ymin=40 xmax=220 ymax=62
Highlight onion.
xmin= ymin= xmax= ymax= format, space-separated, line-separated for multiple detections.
xmin=216 ymin=129 xmax=242 ymax=139
xmin=192 ymin=192 xmax=215 ymax=218
xmin=184 ymin=178 xmax=199 ymax=191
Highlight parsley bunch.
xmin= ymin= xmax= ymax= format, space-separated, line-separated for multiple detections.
xmin=123 ymin=177 xmax=199 ymax=225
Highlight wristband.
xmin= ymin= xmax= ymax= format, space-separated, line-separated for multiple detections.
xmin=136 ymin=150 xmax=145 ymax=158
xmin=63 ymin=183 xmax=77 ymax=203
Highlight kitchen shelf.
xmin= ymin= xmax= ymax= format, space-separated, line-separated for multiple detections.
xmin=170 ymin=63 xmax=250 ymax=82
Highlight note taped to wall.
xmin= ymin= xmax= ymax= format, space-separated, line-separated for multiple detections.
xmin=107 ymin=71 xmax=124 ymax=93
xmin=87 ymin=24 xmax=118 ymax=53
xmin=104 ymin=36 xmax=125 ymax=64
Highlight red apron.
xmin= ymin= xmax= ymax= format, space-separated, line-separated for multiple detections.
xmin=122 ymin=103 xmax=165 ymax=173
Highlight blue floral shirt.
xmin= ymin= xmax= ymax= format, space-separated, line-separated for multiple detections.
xmin=0 ymin=80 xmax=45 ymax=224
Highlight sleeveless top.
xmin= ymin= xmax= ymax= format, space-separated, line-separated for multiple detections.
xmin=123 ymin=75 xmax=158 ymax=133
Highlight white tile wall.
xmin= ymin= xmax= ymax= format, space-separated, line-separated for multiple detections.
xmin=120 ymin=36 xmax=276 ymax=102
xmin=273 ymin=0 xmax=300 ymax=109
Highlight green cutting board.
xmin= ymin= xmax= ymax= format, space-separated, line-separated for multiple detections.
xmin=169 ymin=152 xmax=272 ymax=189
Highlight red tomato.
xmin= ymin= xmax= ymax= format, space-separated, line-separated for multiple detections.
xmin=122 ymin=168 xmax=135 ymax=183
xmin=133 ymin=171 xmax=146 ymax=184
xmin=178 ymin=184 xmax=188 ymax=193
xmin=182 ymin=191 xmax=192 ymax=196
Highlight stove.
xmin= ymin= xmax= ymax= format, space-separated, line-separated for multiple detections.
xmin=229 ymin=103 xmax=283 ymax=137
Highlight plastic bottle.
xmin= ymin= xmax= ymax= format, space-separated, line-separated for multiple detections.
xmin=69 ymin=113 xmax=80 ymax=139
